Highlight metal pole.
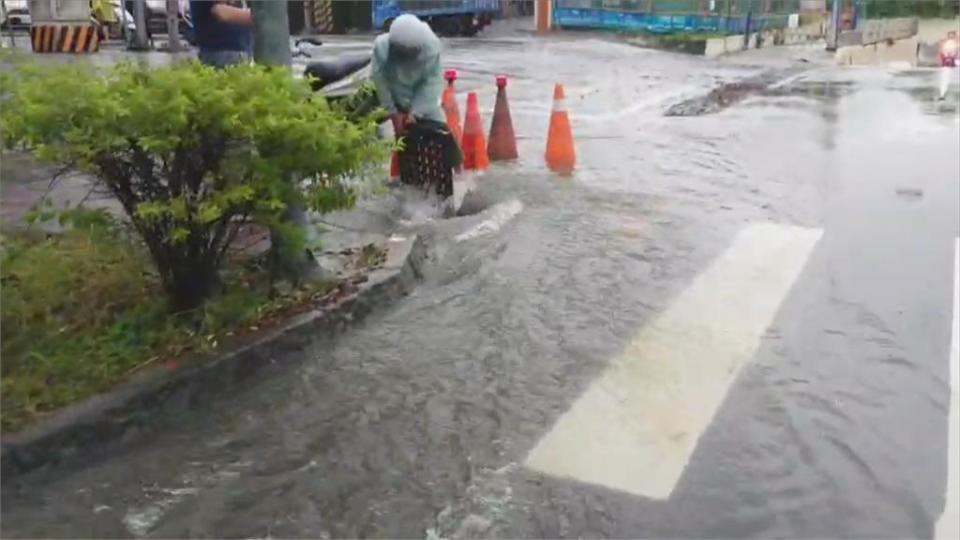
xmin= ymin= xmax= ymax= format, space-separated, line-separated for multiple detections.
xmin=166 ymin=0 xmax=181 ymax=52
xmin=132 ymin=0 xmax=150 ymax=50
xmin=827 ymin=0 xmax=840 ymax=50
xmin=120 ymin=0 xmax=129 ymax=43
xmin=251 ymin=0 xmax=292 ymax=66
xmin=250 ymin=1 xmax=319 ymax=279
xmin=0 ymin=0 xmax=15 ymax=48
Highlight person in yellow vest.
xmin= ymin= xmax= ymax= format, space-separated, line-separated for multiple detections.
xmin=91 ymin=0 xmax=117 ymax=40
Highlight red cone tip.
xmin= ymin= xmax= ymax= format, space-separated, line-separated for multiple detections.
xmin=444 ymin=69 xmax=458 ymax=83
xmin=496 ymin=75 xmax=508 ymax=88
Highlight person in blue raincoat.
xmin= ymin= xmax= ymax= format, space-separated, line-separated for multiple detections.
xmin=371 ymin=14 xmax=445 ymax=133
xmin=371 ymin=14 xmax=461 ymax=198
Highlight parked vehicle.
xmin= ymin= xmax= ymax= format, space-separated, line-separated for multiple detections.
xmin=1 ymin=7 xmax=30 ymax=30
xmin=298 ymin=38 xmax=373 ymax=101
xmin=121 ymin=0 xmax=193 ymax=44
xmin=373 ymin=0 xmax=500 ymax=36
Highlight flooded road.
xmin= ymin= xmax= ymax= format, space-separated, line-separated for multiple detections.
xmin=3 ymin=27 xmax=960 ymax=539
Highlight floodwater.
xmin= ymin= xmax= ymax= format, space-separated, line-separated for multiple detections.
xmin=2 ymin=28 xmax=960 ymax=539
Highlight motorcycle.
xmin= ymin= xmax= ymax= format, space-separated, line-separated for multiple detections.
xmin=296 ymin=38 xmax=373 ymax=100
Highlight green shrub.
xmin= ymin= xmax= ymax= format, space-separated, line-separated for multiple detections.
xmin=0 ymin=218 xmax=338 ymax=431
xmin=1 ymin=61 xmax=387 ymax=311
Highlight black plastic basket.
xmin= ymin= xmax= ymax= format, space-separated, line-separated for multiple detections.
xmin=397 ymin=122 xmax=459 ymax=199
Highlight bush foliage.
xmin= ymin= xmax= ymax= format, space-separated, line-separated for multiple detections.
xmin=1 ymin=61 xmax=387 ymax=310
xmin=0 ymin=217 xmax=337 ymax=431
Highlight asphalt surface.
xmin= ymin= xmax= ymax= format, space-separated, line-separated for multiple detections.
xmin=2 ymin=20 xmax=960 ymax=539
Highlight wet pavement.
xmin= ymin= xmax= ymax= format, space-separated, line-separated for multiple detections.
xmin=2 ymin=21 xmax=960 ymax=539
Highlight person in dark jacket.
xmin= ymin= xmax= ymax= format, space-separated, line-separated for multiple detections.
xmin=189 ymin=0 xmax=252 ymax=68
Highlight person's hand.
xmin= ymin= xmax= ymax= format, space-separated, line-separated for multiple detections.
xmin=391 ymin=113 xmax=416 ymax=135
xmin=391 ymin=112 xmax=407 ymax=135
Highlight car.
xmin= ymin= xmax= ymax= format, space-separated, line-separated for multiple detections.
xmin=1 ymin=7 xmax=31 ymax=30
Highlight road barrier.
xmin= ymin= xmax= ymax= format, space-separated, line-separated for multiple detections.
xmin=552 ymin=0 xmax=799 ymax=35
xmin=389 ymin=75 xmax=578 ymax=178
xmin=488 ymin=76 xmax=518 ymax=162
xmin=462 ymin=92 xmax=490 ymax=171
xmin=442 ymin=69 xmax=463 ymax=146
xmin=309 ymin=0 xmax=335 ymax=33
xmin=29 ymin=24 xmax=101 ymax=53
xmin=545 ymin=83 xmax=576 ymax=175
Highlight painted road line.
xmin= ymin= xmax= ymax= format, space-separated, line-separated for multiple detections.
xmin=525 ymin=222 xmax=823 ymax=500
xmin=935 ymin=238 xmax=960 ymax=540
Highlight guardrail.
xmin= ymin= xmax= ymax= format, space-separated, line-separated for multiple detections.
xmin=552 ymin=0 xmax=799 ymax=34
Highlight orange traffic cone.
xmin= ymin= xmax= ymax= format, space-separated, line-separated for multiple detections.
xmin=488 ymin=75 xmax=518 ymax=161
xmin=462 ymin=91 xmax=489 ymax=171
xmin=545 ymin=83 xmax=575 ymax=175
xmin=442 ymin=69 xmax=463 ymax=145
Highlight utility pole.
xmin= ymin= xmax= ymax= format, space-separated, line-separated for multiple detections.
xmin=132 ymin=0 xmax=150 ymax=50
xmin=250 ymin=0 xmax=292 ymax=66
xmin=827 ymin=0 xmax=841 ymax=51
xmin=166 ymin=0 xmax=181 ymax=52
xmin=250 ymin=1 xmax=319 ymax=279
xmin=0 ymin=0 xmax=14 ymax=48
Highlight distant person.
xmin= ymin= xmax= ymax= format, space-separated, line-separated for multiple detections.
xmin=372 ymin=14 xmax=460 ymax=198
xmin=190 ymin=0 xmax=252 ymax=68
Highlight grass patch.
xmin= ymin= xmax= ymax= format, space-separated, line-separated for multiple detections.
xmin=0 ymin=221 xmax=342 ymax=432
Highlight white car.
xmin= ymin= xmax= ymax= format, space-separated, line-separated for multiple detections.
xmin=1 ymin=7 xmax=30 ymax=30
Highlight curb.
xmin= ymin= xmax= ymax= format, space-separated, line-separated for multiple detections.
xmin=0 ymin=234 xmax=428 ymax=479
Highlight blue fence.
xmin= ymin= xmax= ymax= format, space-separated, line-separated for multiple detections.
xmin=553 ymin=0 xmax=799 ymax=35
xmin=372 ymin=0 xmax=502 ymax=29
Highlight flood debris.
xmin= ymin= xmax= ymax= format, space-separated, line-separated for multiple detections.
xmin=664 ymin=68 xmax=809 ymax=116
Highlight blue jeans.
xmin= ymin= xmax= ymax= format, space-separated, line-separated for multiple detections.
xmin=197 ymin=49 xmax=249 ymax=69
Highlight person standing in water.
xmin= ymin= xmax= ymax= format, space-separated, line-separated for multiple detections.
xmin=371 ymin=14 xmax=460 ymax=198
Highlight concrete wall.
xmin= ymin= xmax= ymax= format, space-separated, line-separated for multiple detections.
xmin=832 ymin=16 xmax=920 ymax=66
xmin=837 ymin=17 xmax=918 ymax=47
xmin=917 ymin=17 xmax=960 ymax=42
xmin=28 ymin=0 xmax=90 ymax=24
xmin=703 ymin=24 xmax=823 ymax=58
xmin=835 ymin=35 xmax=919 ymax=66
xmin=859 ymin=17 xmax=918 ymax=45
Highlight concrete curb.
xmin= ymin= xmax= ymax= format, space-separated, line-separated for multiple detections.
xmin=0 ymin=234 xmax=428 ymax=479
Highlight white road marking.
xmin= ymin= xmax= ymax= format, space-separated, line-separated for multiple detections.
xmin=935 ymin=238 xmax=960 ymax=540
xmin=525 ymin=222 xmax=822 ymax=500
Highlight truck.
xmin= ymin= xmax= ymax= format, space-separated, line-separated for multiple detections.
xmin=372 ymin=0 xmax=501 ymax=36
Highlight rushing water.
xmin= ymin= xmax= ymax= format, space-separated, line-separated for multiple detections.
xmin=3 ymin=34 xmax=959 ymax=539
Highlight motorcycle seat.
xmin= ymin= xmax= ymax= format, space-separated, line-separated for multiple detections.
xmin=304 ymin=56 xmax=371 ymax=90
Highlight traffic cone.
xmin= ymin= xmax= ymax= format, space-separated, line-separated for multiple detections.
xmin=442 ymin=69 xmax=463 ymax=145
xmin=390 ymin=150 xmax=400 ymax=181
xmin=545 ymin=83 xmax=575 ymax=175
xmin=487 ymin=75 xmax=518 ymax=161
xmin=462 ymin=91 xmax=489 ymax=171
